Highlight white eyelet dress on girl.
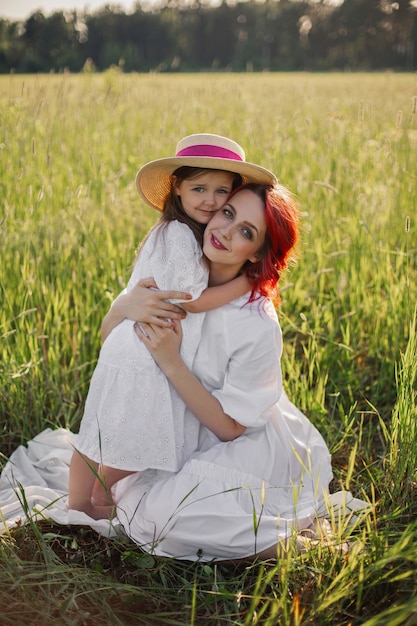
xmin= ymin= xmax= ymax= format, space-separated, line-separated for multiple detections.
xmin=75 ymin=220 xmax=208 ymax=473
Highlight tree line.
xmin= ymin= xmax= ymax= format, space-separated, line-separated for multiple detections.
xmin=0 ymin=0 xmax=416 ymax=73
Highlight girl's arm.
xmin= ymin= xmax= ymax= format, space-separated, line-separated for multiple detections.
xmin=136 ymin=320 xmax=246 ymax=441
xmin=101 ymin=270 xmax=249 ymax=342
xmin=101 ymin=278 xmax=191 ymax=342
xmin=182 ymin=273 xmax=251 ymax=314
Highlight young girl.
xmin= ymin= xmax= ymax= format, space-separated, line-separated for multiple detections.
xmin=68 ymin=133 xmax=277 ymax=519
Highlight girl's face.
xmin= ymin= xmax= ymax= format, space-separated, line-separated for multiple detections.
xmin=203 ymin=189 xmax=267 ymax=273
xmin=175 ymin=170 xmax=235 ymax=225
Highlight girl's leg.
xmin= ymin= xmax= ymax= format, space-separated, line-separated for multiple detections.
xmin=68 ymin=451 xmax=115 ymax=519
xmin=92 ymin=465 xmax=136 ymax=507
xmin=68 ymin=450 xmax=98 ymax=512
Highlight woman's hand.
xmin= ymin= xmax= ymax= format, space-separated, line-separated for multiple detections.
xmin=136 ymin=318 xmax=245 ymax=441
xmin=101 ymin=278 xmax=191 ymax=341
xmin=135 ymin=318 xmax=183 ymax=376
xmin=124 ymin=278 xmax=191 ymax=326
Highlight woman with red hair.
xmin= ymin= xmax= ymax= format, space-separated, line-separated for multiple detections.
xmin=110 ymin=182 xmax=334 ymax=561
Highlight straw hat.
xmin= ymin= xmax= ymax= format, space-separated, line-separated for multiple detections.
xmin=135 ymin=133 xmax=277 ymax=211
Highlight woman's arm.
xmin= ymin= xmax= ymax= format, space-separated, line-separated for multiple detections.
xmin=136 ymin=320 xmax=246 ymax=441
xmin=101 ymin=278 xmax=192 ymax=342
xmin=182 ymin=273 xmax=251 ymax=314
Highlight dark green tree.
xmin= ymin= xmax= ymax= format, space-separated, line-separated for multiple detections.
xmin=0 ymin=0 xmax=415 ymax=73
xmin=18 ymin=10 xmax=82 ymax=71
xmin=0 ymin=19 xmax=25 ymax=72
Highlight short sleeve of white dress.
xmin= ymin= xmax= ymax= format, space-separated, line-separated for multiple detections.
xmin=127 ymin=220 xmax=208 ymax=373
xmin=126 ymin=220 xmax=208 ymax=302
xmin=210 ymin=298 xmax=283 ymax=428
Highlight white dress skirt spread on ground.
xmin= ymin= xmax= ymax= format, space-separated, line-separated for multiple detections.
xmin=76 ymin=220 xmax=208 ymax=473
xmin=0 ymin=295 xmax=370 ymax=560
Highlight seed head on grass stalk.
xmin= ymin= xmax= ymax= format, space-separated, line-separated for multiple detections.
xmin=385 ymin=309 xmax=417 ymax=511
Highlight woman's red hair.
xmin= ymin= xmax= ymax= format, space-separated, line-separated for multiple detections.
xmin=229 ymin=183 xmax=300 ymax=304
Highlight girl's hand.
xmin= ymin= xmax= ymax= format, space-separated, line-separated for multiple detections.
xmin=135 ymin=318 xmax=183 ymax=376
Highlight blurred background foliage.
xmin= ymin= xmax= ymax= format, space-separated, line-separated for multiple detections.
xmin=0 ymin=0 xmax=416 ymax=74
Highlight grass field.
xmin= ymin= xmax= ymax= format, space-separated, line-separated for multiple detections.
xmin=1 ymin=71 xmax=417 ymax=624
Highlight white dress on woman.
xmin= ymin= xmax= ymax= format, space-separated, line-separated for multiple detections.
xmin=115 ymin=294 xmax=334 ymax=561
xmin=76 ymin=220 xmax=208 ymax=473
xmin=0 ymin=292 xmax=368 ymax=552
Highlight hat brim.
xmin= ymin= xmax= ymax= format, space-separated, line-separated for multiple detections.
xmin=136 ymin=156 xmax=277 ymax=211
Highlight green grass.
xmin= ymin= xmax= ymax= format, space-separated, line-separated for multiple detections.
xmin=1 ymin=71 xmax=417 ymax=624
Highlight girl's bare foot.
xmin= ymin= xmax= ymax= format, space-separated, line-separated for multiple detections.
xmin=88 ymin=502 xmax=116 ymax=520
xmin=71 ymin=500 xmax=116 ymax=520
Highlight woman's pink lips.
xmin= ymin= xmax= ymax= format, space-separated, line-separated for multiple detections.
xmin=210 ymin=233 xmax=226 ymax=250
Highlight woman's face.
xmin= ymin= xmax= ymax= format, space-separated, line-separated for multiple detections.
xmin=203 ymin=189 xmax=267 ymax=271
